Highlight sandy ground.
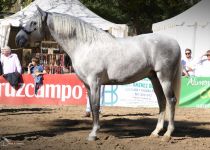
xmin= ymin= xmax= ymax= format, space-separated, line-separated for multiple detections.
xmin=0 ymin=105 xmax=210 ymax=150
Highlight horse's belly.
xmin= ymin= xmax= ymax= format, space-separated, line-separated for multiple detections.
xmin=107 ymin=65 xmax=150 ymax=84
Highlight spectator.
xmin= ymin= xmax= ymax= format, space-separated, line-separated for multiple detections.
xmin=181 ymin=48 xmax=195 ymax=76
xmin=84 ymin=96 xmax=91 ymax=117
xmin=28 ymin=57 xmax=44 ymax=94
xmin=1 ymin=46 xmax=22 ymax=89
xmin=194 ymin=50 xmax=210 ymax=77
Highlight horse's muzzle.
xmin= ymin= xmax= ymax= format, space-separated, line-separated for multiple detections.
xmin=15 ymin=29 xmax=29 ymax=47
xmin=15 ymin=36 xmax=27 ymax=47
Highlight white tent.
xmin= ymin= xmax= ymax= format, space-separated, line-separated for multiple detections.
xmin=152 ymin=0 xmax=210 ymax=60
xmin=0 ymin=0 xmax=128 ymax=48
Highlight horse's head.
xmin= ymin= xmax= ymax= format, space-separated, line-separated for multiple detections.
xmin=16 ymin=5 xmax=48 ymax=47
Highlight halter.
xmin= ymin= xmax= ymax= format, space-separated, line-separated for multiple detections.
xmin=22 ymin=27 xmax=35 ymax=35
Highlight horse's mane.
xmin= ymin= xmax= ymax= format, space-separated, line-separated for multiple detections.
xmin=50 ymin=13 xmax=115 ymax=43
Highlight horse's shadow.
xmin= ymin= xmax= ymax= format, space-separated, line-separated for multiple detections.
xmin=2 ymin=112 xmax=210 ymax=141
xmin=100 ymin=118 xmax=210 ymax=138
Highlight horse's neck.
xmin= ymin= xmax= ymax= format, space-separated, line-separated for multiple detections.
xmin=46 ymin=13 xmax=114 ymax=63
xmin=47 ymin=16 xmax=85 ymax=60
xmin=50 ymin=31 xmax=78 ymax=53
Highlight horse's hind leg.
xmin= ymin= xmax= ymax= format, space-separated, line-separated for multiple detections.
xmin=149 ymin=75 xmax=166 ymax=138
xmin=157 ymin=73 xmax=177 ymax=142
xmin=87 ymin=77 xmax=101 ymax=141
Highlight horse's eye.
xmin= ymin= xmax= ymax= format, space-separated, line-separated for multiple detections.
xmin=33 ymin=22 xmax=37 ymax=26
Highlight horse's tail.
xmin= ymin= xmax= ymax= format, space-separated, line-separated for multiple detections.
xmin=173 ymin=48 xmax=182 ymax=106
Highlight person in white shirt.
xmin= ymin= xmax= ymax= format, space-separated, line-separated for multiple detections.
xmin=1 ymin=46 xmax=22 ymax=89
xmin=195 ymin=50 xmax=210 ymax=77
xmin=182 ymin=48 xmax=195 ymax=76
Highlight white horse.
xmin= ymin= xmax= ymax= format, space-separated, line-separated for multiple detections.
xmin=16 ymin=6 xmax=182 ymax=142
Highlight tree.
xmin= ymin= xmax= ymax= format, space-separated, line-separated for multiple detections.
xmin=0 ymin=0 xmax=34 ymax=18
xmin=81 ymin=0 xmax=201 ymax=34
xmin=0 ymin=0 xmax=17 ymax=18
xmin=1 ymin=0 xmax=201 ymax=34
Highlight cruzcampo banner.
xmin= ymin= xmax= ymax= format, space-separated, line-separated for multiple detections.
xmin=179 ymin=77 xmax=210 ymax=108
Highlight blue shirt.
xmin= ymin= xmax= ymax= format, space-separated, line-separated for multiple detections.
xmin=30 ymin=65 xmax=44 ymax=83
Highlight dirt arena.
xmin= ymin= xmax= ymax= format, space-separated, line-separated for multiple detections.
xmin=0 ymin=105 xmax=210 ymax=150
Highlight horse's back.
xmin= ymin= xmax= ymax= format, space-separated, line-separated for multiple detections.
xmin=118 ymin=33 xmax=180 ymax=56
xmin=123 ymin=33 xmax=181 ymax=76
xmin=139 ymin=33 xmax=181 ymax=70
xmin=135 ymin=33 xmax=180 ymax=53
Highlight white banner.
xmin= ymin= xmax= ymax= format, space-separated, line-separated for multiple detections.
xmin=101 ymin=78 xmax=158 ymax=108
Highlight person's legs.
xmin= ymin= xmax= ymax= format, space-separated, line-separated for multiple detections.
xmin=84 ymin=85 xmax=104 ymax=117
xmin=84 ymin=95 xmax=91 ymax=117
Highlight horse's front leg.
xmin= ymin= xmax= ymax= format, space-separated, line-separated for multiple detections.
xmin=87 ymin=79 xmax=101 ymax=141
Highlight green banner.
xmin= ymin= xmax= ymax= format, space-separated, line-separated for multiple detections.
xmin=179 ymin=77 xmax=210 ymax=108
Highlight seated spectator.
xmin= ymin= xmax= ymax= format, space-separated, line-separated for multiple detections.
xmin=28 ymin=57 xmax=44 ymax=94
xmin=194 ymin=50 xmax=210 ymax=77
xmin=181 ymin=48 xmax=195 ymax=76
xmin=1 ymin=46 xmax=22 ymax=89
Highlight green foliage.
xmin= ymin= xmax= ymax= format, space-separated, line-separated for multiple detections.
xmin=0 ymin=0 xmax=34 ymax=18
xmin=0 ymin=0 xmax=33 ymax=12
xmin=81 ymin=0 xmax=201 ymax=34
xmin=1 ymin=0 xmax=201 ymax=34
xmin=21 ymin=0 xmax=34 ymax=7
xmin=0 ymin=0 xmax=17 ymax=12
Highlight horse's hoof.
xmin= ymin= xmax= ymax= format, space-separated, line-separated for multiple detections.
xmin=150 ymin=133 xmax=159 ymax=138
xmin=87 ymin=136 xmax=97 ymax=141
xmin=161 ymin=136 xmax=171 ymax=142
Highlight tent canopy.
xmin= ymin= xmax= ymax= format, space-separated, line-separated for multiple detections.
xmin=152 ymin=0 xmax=210 ymax=60
xmin=0 ymin=0 xmax=128 ymax=48
xmin=153 ymin=0 xmax=210 ymax=32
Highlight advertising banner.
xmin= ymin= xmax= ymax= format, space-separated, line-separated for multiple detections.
xmin=101 ymin=78 xmax=158 ymax=107
xmin=0 ymin=74 xmax=87 ymax=106
xmin=1 ymin=74 xmax=210 ymax=108
xmin=179 ymin=77 xmax=210 ymax=108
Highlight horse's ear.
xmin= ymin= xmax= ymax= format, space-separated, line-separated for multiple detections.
xmin=36 ymin=5 xmax=47 ymax=22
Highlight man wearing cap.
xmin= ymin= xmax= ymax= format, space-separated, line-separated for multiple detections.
xmin=1 ymin=46 xmax=22 ymax=89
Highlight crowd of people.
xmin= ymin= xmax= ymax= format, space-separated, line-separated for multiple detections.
xmin=0 ymin=46 xmax=73 ymax=94
xmin=182 ymin=48 xmax=210 ymax=77
xmin=0 ymin=46 xmax=91 ymax=117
